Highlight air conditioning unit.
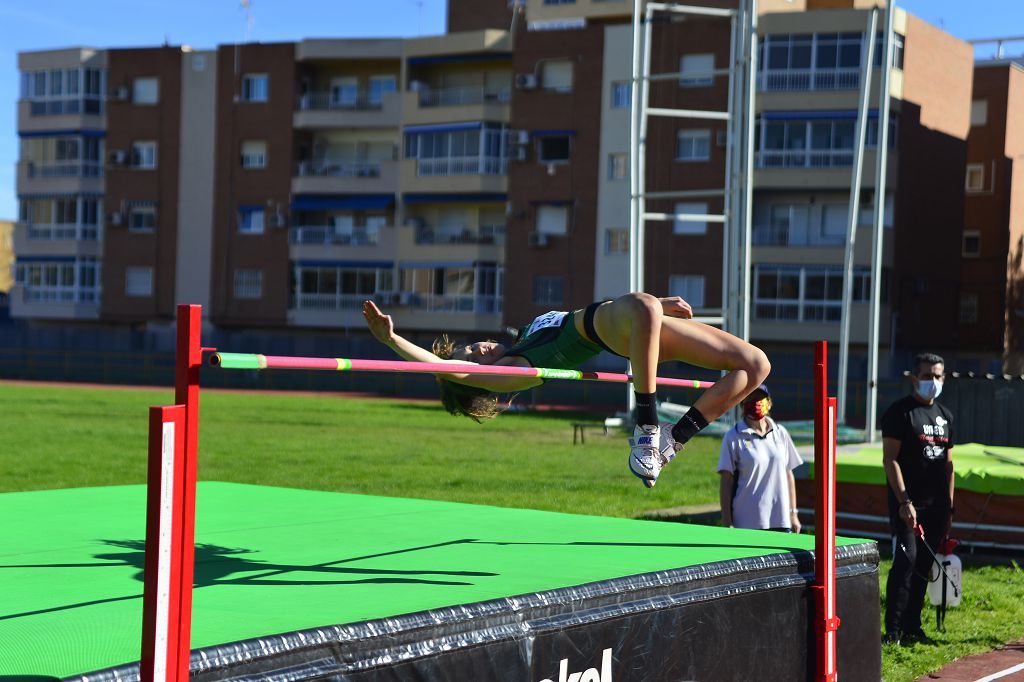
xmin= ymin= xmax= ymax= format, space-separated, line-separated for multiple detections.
xmin=109 ymin=150 xmax=128 ymax=165
xmin=108 ymin=211 xmax=124 ymax=226
xmin=409 ymin=80 xmax=426 ymax=92
xmin=513 ymin=130 xmax=530 ymax=145
xmin=527 ymin=231 xmax=548 ymax=248
xmin=405 ymin=216 xmax=426 ymax=229
xmin=514 ymin=73 xmax=538 ymax=90
xmin=513 ymin=146 xmax=528 ymax=162
xmin=271 ymin=212 xmax=287 ymax=229
xmin=112 ymin=86 xmax=130 ymax=101
xmin=399 ymin=292 xmax=415 ymax=306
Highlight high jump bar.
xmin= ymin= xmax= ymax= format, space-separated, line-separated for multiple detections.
xmin=209 ymin=353 xmax=716 ymax=389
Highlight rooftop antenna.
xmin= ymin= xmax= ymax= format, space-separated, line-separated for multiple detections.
xmin=240 ymin=0 xmax=255 ymax=42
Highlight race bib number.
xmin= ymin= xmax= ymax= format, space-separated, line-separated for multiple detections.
xmin=524 ymin=311 xmax=567 ymax=338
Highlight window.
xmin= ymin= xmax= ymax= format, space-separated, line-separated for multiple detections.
xmin=131 ymin=141 xmax=157 ymax=169
xmin=368 ymin=75 xmax=397 ymax=106
xmin=132 ymin=77 xmax=158 ymax=104
xmin=673 ymin=202 xmax=708 ymax=235
xmin=240 ymin=140 xmax=267 ymax=169
xmin=241 ymin=73 xmax=269 ymax=102
xmin=294 ymin=264 xmax=397 ymax=311
xmin=680 ymin=54 xmax=715 ymax=87
xmin=125 ymin=266 xmax=153 ymax=297
xmin=541 ymin=60 xmax=573 ymax=92
xmin=959 ymin=293 xmax=978 ymax=324
xmin=754 ymin=265 xmax=874 ymax=322
xmin=538 ymin=135 xmax=571 ymax=163
xmin=965 ymin=163 xmax=985 ymax=192
xmin=533 ymin=276 xmax=565 ymax=305
xmin=821 ymin=204 xmax=848 ymax=241
xmin=536 ymin=205 xmax=569 ymax=235
xmin=963 ymin=231 xmax=981 ymax=257
xmin=669 ymin=275 xmax=705 ymax=309
xmin=129 ymin=206 xmax=156 ymax=233
xmin=608 ymin=153 xmax=628 ymax=180
xmin=605 ymin=228 xmax=628 ymax=255
xmin=330 ymin=76 xmax=358 ymax=107
xmin=970 ymin=99 xmax=988 ymax=127
xmin=234 ymin=270 xmax=263 ymax=299
xmin=611 ymin=81 xmax=631 ymax=109
xmin=239 ymin=207 xmax=265 ymax=234
xmin=676 ymin=130 xmax=711 ymax=161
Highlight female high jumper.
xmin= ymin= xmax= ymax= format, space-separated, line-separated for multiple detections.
xmin=363 ymin=293 xmax=770 ymax=488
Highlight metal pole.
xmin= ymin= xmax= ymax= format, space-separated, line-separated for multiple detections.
xmin=837 ymin=8 xmax=878 ymax=425
xmin=866 ymin=0 xmax=896 ymax=442
xmin=740 ymin=0 xmax=758 ymax=342
xmin=723 ymin=11 xmax=739 ymax=336
xmin=628 ymin=0 xmax=644 ymax=415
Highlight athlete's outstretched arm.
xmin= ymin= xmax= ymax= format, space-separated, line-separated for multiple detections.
xmin=361 ymin=301 xmax=539 ymax=392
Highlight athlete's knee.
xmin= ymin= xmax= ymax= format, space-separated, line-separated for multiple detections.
xmin=624 ymin=292 xmax=662 ymax=322
xmin=744 ymin=346 xmax=771 ymax=385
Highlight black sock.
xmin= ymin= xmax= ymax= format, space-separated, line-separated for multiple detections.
xmin=634 ymin=391 xmax=658 ymax=427
xmin=672 ymin=407 xmax=709 ymax=445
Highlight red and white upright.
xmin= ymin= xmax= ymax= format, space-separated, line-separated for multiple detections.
xmin=813 ymin=341 xmax=840 ymax=682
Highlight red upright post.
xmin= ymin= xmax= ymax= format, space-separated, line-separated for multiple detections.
xmin=140 ymin=405 xmax=186 ymax=682
xmin=174 ymin=304 xmax=202 ymax=677
xmin=813 ymin=341 xmax=840 ymax=681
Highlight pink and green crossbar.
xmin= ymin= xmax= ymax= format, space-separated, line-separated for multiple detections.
xmin=209 ymin=352 xmax=716 ymax=389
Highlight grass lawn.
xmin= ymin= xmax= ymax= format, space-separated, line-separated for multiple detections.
xmin=3 ymin=381 xmax=1023 ymax=681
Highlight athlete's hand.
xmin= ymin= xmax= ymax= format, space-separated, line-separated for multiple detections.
xmin=660 ymin=296 xmax=693 ymax=319
xmin=363 ymin=300 xmax=396 ymax=345
xmin=899 ymin=501 xmax=917 ymax=529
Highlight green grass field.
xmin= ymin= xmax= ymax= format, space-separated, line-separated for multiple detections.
xmin=2 ymin=381 xmax=1022 ymax=681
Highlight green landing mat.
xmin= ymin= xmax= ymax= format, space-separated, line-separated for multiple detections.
xmin=1 ymin=482 xmax=861 ymax=678
xmin=807 ymin=442 xmax=1024 ymax=496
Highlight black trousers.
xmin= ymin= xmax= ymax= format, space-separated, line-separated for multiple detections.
xmin=884 ymin=503 xmax=949 ymax=634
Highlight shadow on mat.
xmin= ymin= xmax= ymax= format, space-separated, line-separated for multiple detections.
xmin=0 ymin=538 xmax=497 ymax=621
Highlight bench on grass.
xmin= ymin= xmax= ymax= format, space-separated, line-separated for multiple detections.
xmin=572 ymin=417 xmax=625 ymax=445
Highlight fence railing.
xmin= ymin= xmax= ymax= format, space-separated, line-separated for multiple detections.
xmin=417 ymin=87 xmax=511 ymax=107
xmin=416 ymin=156 xmax=507 ymax=177
xmin=26 ymin=161 xmax=103 ymax=178
xmin=756 ymin=150 xmax=855 ymax=169
xmin=296 ymin=91 xmax=384 ymax=111
xmin=759 ymin=68 xmax=861 ymax=92
xmin=26 ymin=223 xmax=101 ymax=241
xmin=296 ymin=160 xmax=382 ymax=178
xmin=289 ymin=225 xmax=381 ymax=246
xmin=415 ymin=224 xmax=505 ymax=245
xmin=28 ymin=97 xmax=104 ymax=115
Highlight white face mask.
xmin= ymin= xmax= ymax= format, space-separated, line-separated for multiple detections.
xmin=915 ymin=378 xmax=943 ymax=401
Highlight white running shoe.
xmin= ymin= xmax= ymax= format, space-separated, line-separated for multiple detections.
xmin=628 ymin=424 xmax=682 ymax=489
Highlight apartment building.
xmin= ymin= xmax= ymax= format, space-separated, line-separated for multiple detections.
xmin=11 ymin=0 xmax=1005 ymax=384
xmin=962 ymin=59 xmax=1024 ymax=373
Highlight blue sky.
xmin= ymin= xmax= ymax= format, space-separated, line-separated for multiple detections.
xmin=1 ymin=0 xmax=1021 ymax=220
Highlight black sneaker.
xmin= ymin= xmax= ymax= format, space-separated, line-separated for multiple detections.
xmin=901 ymin=628 xmax=937 ymax=646
xmin=881 ymin=631 xmax=901 ymax=646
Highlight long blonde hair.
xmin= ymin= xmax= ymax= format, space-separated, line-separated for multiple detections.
xmin=432 ymin=334 xmax=501 ymax=422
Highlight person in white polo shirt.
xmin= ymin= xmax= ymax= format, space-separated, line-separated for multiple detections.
xmin=717 ymin=384 xmax=803 ymax=532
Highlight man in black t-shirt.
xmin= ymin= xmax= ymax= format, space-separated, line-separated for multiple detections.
xmin=880 ymin=353 xmax=955 ymax=646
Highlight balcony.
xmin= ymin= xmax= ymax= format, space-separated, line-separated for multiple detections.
xmin=288 ymin=222 xmax=397 ymax=262
xmin=17 ymin=160 xmax=104 ymax=195
xmin=759 ymin=68 xmax=861 ymax=92
xmin=14 ymin=222 xmax=102 ymax=258
xmin=400 ymin=158 xmax=508 ymax=194
xmin=293 ymin=90 xmax=401 ymax=129
xmin=401 ymin=88 xmax=511 ymax=127
xmin=756 ymin=149 xmax=855 ymax=169
xmin=415 ymin=224 xmax=505 ymax=246
xmin=402 ymin=293 xmax=501 ymax=314
xmin=291 ymin=159 xmax=399 ymax=195
xmin=9 ymin=285 xmax=100 ymax=320
xmin=754 ymin=149 xmax=897 ymax=190
xmin=17 ymin=99 xmax=105 ymax=134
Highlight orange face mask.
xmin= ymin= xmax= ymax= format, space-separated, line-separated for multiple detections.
xmin=743 ymin=397 xmax=770 ymax=420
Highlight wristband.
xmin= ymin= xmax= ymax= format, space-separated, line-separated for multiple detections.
xmin=790 ymin=508 xmax=799 ymax=514
xmin=900 ymin=499 xmax=913 ymax=507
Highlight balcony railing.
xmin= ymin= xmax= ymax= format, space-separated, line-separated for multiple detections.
xmin=759 ymin=68 xmax=861 ymax=92
xmin=296 ymin=160 xmax=382 ymax=178
xmin=416 ymin=156 xmax=508 ymax=177
xmin=25 ymin=161 xmax=103 ymax=178
xmin=754 ymin=302 xmax=842 ymax=322
xmin=296 ymin=91 xmax=385 ymax=111
xmin=28 ymin=97 xmax=104 ymax=116
xmin=756 ymin=150 xmax=854 ymax=169
xmin=289 ymin=225 xmax=381 ymax=246
xmin=417 ymin=87 xmax=511 ymax=108
xmin=752 ymin=225 xmax=846 ymax=247
xmin=26 ymin=223 xmax=100 ymax=241
xmin=291 ymin=293 xmax=367 ymax=311
xmin=414 ymin=224 xmax=505 ymax=245
xmin=403 ymin=293 xmax=501 ymax=314
xmin=21 ymin=286 xmax=98 ymax=304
